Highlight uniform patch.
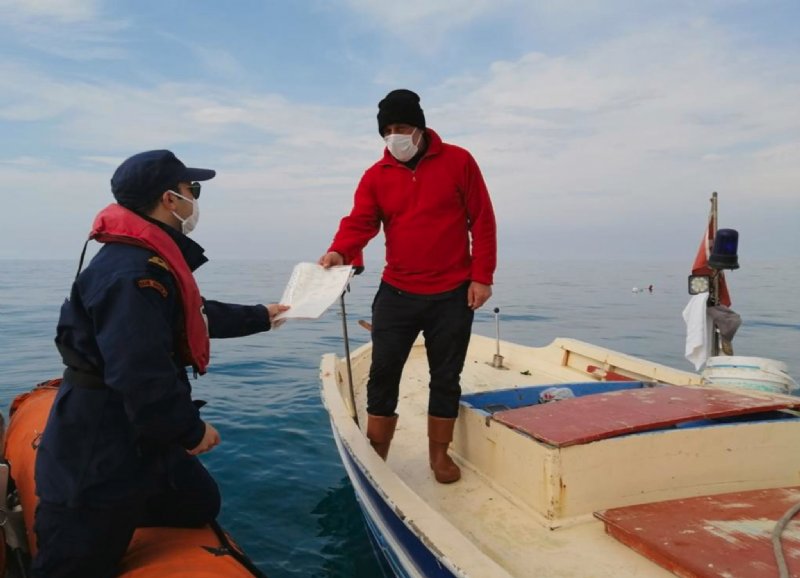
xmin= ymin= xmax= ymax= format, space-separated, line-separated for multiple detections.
xmin=137 ymin=278 xmax=168 ymax=298
xmin=147 ymin=256 xmax=170 ymax=271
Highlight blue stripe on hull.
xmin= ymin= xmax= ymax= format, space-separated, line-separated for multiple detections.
xmin=338 ymin=434 xmax=459 ymax=578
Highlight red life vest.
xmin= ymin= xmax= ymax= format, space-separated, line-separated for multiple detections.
xmin=90 ymin=204 xmax=210 ymax=374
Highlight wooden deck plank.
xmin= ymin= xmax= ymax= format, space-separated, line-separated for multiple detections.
xmin=492 ymin=385 xmax=799 ymax=447
xmin=595 ymin=487 xmax=800 ymax=578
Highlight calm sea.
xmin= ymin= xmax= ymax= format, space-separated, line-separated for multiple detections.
xmin=1 ymin=258 xmax=798 ymax=577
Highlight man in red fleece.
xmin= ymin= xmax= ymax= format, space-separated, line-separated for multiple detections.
xmin=319 ymin=89 xmax=497 ymax=484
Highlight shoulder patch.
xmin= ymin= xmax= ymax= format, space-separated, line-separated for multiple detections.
xmin=137 ymin=278 xmax=169 ymax=298
xmin=147 ymin=256 xmax=170 ymax=271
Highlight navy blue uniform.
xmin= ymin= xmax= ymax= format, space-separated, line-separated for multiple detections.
xmin=33 ymin=224 xmax=270 ymax=578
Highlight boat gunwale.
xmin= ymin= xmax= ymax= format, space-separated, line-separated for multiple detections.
xmin=320 ymin=352 xmax=514 ymax=578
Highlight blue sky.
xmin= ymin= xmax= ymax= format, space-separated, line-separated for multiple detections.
xmin=1 ymin=0 xmax=798 ymax=264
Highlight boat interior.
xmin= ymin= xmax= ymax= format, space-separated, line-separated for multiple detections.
xmin=328 ymin=334 xmax=800 ymax=577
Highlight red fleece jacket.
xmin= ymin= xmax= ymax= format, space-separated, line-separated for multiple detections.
xmin=329 ymin=129 xmax=497 ymax=294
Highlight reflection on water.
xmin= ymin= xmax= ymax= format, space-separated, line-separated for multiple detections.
xmin=312 ymin=478 xmax=394 ymax=578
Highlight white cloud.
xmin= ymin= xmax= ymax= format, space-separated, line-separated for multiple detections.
xmin=0 ymin=2 xmax=797 ymax=260
xmin=342 ymin=0 xmax=512 ymax=52
xmin=80 ymin=155 xmax=125 ymax=167
xmin=432 ymin=20 xmax=799 ymax=208
xmin=0 ymin=0 xmax=99 ymax=23
xmin=0 ymin=156 xmax=45 ymax=167
xmin=408 ymin=16 xmax=799 ymax=260
xmin=0 ymin=0 xmax=127 ymax=60
xmin=343 ymin=0 xmax=499 ymax=28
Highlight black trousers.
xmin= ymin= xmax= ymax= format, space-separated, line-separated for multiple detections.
xmin=32 ymin=453 xmax=219 ymax=578
xmin=367 ymin=281 xmax=474 ymax=418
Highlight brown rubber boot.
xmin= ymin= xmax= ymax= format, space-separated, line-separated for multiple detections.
xmin=428 ymin=416 xmax=461 ymax=484
xmin=366 ymin=414 xmax=398 ymax=460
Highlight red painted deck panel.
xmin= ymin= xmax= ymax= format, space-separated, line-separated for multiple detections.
xmin=596 ymin=487 xmax=800 ymax=578
xmin=492 ymin=385 xmax=799 ymax=447
xmin=586 ymin=364 xmax=637 ymax=381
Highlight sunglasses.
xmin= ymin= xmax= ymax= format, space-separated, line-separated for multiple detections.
xmin=188 ymin=182 xmax=201 ymax=199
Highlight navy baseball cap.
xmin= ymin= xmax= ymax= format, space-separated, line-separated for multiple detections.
xmin=111 ymin=150 xmax=216 ymax=209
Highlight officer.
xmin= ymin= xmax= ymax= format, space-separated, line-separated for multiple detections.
xmin=32 ymin=150 xmax=288 ymax=578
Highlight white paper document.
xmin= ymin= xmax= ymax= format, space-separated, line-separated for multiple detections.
xmin=275 ymin=262 xmax=354 ymax=321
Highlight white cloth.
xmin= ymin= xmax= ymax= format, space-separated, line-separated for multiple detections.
xmin=683 ymin=292 xmax=712 ymax=371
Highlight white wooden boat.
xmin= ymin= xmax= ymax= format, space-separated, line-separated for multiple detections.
xmin=320 ymin=333 xmax=800 ymax=578
xmin=320 ymin=192 xmax=800 ymax=578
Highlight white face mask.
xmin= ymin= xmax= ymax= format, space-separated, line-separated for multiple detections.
xmin=169 ymin=191 xmax=200 ymax=235
xmin=384 ymin=129 xmax=420 ymax=162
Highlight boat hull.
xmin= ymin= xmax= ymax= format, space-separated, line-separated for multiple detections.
xmin=1 ymin=382 xmax=266 ymax=578
xmin=331 ymin=423 xmax=459 ymax=578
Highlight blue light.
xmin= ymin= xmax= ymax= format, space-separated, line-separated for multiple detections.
xmin=709 ymin=228 xmax=739 ymax=270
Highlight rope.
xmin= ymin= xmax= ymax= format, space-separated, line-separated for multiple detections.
xmin=208 ymin=519 xmax=268 ymax=578
xmin=772 ymin=500 xmax=800 ymax=578
xmin=74 ymin=238 xmax=91 ymax=281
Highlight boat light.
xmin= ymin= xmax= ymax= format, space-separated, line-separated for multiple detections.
xmin=708 ymin=229 xmax=739 ymax=270
xmin=688 ymin=275 xmax=710 ymax=295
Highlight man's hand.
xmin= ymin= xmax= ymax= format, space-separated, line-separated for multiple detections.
xmin=188 ymin=421 xmax=220 ymax=456
xmin=318 ymin=251 xmax=344 ymax=268
xmin=467 ymin=282 xmax=492 ymax=310
xmin=267 ymin=303 xmax=290 ymax=328
xmin=267 ymin=303 xmax=290 ymax=321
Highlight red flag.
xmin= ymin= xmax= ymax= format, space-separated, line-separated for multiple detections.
xmin=691 ymin=209 xmax=731 ymax=306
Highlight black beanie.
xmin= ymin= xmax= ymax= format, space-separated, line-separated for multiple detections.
xmin=377 ymin=89 xmax=426 ymax=136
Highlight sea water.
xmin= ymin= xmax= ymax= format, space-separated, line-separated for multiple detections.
xmin=1 ymin=258 xmax=798 ymax=578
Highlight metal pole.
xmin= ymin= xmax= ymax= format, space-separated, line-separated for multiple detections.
xmin=710 ymin=192 xmax=721 ymax=356
xmin=492 ymin=307 xmax=504 ymax=368
xmin=494 ymin=307 xmax=501 ymax=356
xmin=339 ymin=292 xmax=359 ymax=426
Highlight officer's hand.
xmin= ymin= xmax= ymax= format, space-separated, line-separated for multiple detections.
xmin=318 ymin=251 xmax=344 ymax=268
xmin=188 ymin=421 xmax=220 ymax=456
xmin=267 ymin=303 xmax=290 ymax=328
xmin=467 ymin=282 xmax=492 ymax=310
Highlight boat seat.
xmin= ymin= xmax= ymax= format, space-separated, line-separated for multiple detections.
xmin=491 ymin=384 xmax=800 ymax=447
xmin=596 ymin=486 xmax=800 ymax=578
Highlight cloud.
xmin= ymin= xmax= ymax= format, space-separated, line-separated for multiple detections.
xmin=415 ymin=16 xmax=798 ymax=259
xmin=0 ymin=156 xmax=45 ymax=167
xmin=0 ymin=2 xmax=797 ymax=261
xmin=342 ymin=0 xmax=511 ymax=53
xmin=0 ymin=0 xmax=99 ymax=23
xmin=343 ymin=0 xmax=500 ymax=28
xmin=0 ymin=59 xmax=381 ymax=259
xmin=435 ymin=20 xmax=799 ymax=202
xmin=0 ymin=0 xmax=127 ymax=60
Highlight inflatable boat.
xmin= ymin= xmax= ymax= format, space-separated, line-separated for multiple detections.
xmin=1 ymin=380 xmax=267 ymax=578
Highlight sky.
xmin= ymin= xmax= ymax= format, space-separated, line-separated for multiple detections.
xmin=1 ymin=0 xmax=798 ymax=265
